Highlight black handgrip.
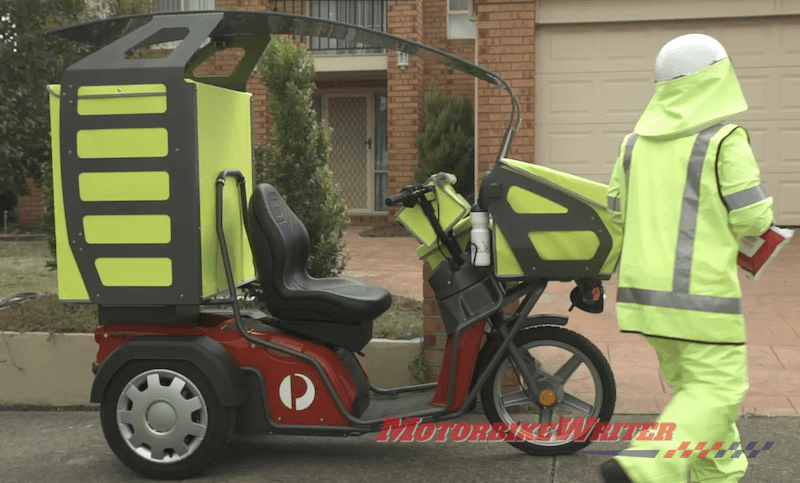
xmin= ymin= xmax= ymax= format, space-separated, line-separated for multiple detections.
xmin=385 ymin=184 xmax=434 ymax=207
xmin=385 ymin=189 xmax=413 ymax=207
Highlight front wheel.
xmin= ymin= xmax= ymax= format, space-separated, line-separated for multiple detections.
xmin=100 ymin=360 xmax=236 ymax=479
xmin=481 ymin=326 xmax=615 ymax=455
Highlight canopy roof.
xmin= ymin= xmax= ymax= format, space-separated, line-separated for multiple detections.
xmin=50 ymin=10 xmax=521 ymax=159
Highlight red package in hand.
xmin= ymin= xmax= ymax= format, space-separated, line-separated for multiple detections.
xmin=738 ymin=226 xmax=794 ymax=281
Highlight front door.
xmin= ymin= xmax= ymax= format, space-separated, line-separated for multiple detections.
xmin=322 ymin=92 xmax=388 ymax=213
xmin=328 ymin=96 xmax=369 ymax=211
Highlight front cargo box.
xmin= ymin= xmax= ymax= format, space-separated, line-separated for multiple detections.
xmin=480 ymin=159 xmax=622 ymax=280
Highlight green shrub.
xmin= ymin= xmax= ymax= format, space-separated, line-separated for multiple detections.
xmin=414 ymin=89 xmax=475 ymax=200
xmin=255 ymin=36 xmax=349 ymax=278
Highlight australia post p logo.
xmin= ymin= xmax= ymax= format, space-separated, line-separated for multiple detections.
xmin=279 ymin=373 xmax=316 ymax=411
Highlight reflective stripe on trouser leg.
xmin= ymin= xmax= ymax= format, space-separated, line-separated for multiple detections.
xmin=615 ymin=337 xmax=749 ymax=483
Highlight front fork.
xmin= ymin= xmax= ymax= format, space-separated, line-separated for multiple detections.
xmin=490 ymin=313 xmax=545 ymax=405
xmin=489 ymin=306 xmax=567 ymax=410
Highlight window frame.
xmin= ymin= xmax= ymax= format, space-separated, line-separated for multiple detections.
xmin=447 ymin=0 xmax=476 ymax=40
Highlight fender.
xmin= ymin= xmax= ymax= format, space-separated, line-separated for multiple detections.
xmin=90 ymin=335 xmax=246 ymax=406
xmin=470 ymin=314 xmax=568 ymax=394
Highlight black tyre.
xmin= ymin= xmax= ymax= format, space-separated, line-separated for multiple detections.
xmin=100 ymin=360 xmax=236 ymax=479
xmin=481 ymin=326 xmax=615 ymax=455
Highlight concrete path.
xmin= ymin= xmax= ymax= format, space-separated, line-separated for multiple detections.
xmin=0 ymin=411 xmax=794 ymax=482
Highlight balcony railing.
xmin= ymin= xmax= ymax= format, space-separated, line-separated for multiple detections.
xmin=271 ymin=0 xmax=387 ymax=55
xmin=154 ymin=0 xmax=215 ymax=11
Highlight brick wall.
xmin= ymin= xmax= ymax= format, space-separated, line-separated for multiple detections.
xmin=386 ymin=0 xmax=426 ymax=197
xmin=476 ymin=0 xmax=535 ymax=175
xmin=422 ymin=0 xmax=476 ymax=102
xmin=420 ymin=0 xmax=536 ymax=384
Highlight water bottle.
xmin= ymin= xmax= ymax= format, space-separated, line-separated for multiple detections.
xmin=470 ymin=208 xmax=491 ymax=267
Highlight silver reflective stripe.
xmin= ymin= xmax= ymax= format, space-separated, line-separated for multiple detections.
xmin=672 ymin=123 xmax=726 ymax=293
xmin=723 ymin=185 xmax=769 ymax=211
xmin=608 ymin=195 xmax=621 ymax=212
xmin=622 ymin=133 xmax=638 ymax=182
xmin=617 ymin=287 xmax=742 ymax=314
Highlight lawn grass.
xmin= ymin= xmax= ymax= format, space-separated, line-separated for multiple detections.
xmin=0 ymin=241 xmax=423 ymax=339
xmin=0 ymin=241 xmax=57 ymax=297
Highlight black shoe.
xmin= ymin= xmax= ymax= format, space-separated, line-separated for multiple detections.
xmin=600 ymin=459 xmax=633 ymax=483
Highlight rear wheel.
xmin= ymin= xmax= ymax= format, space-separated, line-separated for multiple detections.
xmin=481 ymin=326 xmax=615 ymax=455
xmin=100 ymin=360 xmax=235 ymax=479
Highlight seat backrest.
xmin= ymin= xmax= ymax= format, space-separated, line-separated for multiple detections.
xmin=246 ymin=184 xmax=312 ymax=304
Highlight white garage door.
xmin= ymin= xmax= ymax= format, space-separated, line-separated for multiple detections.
xmin=535 ymin=15 xmax=800 ymax=225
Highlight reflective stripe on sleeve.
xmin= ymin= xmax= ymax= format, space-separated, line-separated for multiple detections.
xmin=723 ymin=185 xmax=769 ymax=211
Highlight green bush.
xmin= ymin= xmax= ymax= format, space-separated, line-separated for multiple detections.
xmin=255 ymin=36 xmax=349 ymax=278
xmin=414 ymin=89 xmax=475 ymax=200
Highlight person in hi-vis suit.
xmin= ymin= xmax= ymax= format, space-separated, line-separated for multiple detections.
xmin=600 ymin=34 xmax=774 ymax=483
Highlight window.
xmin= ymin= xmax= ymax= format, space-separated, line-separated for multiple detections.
xmin=154 ymin=0 xmax=215 ymax=12
xmin=448 ymin=0 xmax=476 ymax=39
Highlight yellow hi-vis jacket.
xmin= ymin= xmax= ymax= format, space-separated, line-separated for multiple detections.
xmin=607 ymin=58 xmax=774 ymax=344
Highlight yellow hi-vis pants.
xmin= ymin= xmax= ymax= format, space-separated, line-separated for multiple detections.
xmin=616 ymin=337 xmax=749 ymax=483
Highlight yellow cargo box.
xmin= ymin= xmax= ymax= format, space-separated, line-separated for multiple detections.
xmin=481 ymin=159 xmax=623 ymax=280
xmin=48 ymin=80 xmax=255 ymax=305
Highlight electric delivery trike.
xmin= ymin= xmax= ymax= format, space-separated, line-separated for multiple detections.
xmin=48 ymin=11 xmax=621 ymax=479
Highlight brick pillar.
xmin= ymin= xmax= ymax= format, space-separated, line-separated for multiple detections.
xmin=15 ymin=177 xmax=44 ymax=229
xmin=420 ymin=0 xmax=535 ymax=382
xmin=386 ymin=0 xmax=439 ymax=380
xmin=387 ymin=0 xmax=425 ymax=197
xmin=476 ymin=0 xmax=535 ymax=175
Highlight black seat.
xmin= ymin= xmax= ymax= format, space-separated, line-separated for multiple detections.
xmin=246 ymin=183 xmax=392 ymax=327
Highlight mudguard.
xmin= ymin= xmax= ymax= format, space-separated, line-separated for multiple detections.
xmin=90 ymin=335 xmax=246 ymax=406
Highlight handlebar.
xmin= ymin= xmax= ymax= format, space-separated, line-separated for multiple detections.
xmin=385 ymin=184 xmax=435 ymax=208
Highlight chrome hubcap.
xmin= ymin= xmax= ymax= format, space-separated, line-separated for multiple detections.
xmin=116 ymin=369 xmax=208 ymax=463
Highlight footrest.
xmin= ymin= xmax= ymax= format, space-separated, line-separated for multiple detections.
xmin=361 ymin=389 xmax=438 ymax=420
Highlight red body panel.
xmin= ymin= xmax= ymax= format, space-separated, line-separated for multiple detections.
xmin=95 ymin=315 xmax=360 ymax=426
xmin=429 ymin=320 xmax=487 ymax=411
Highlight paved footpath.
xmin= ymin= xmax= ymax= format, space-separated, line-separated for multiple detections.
xmin=342 ymin=228 xmax=800 ymax=417
xmin=0 ymin=411 xmax=797 ymax=482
